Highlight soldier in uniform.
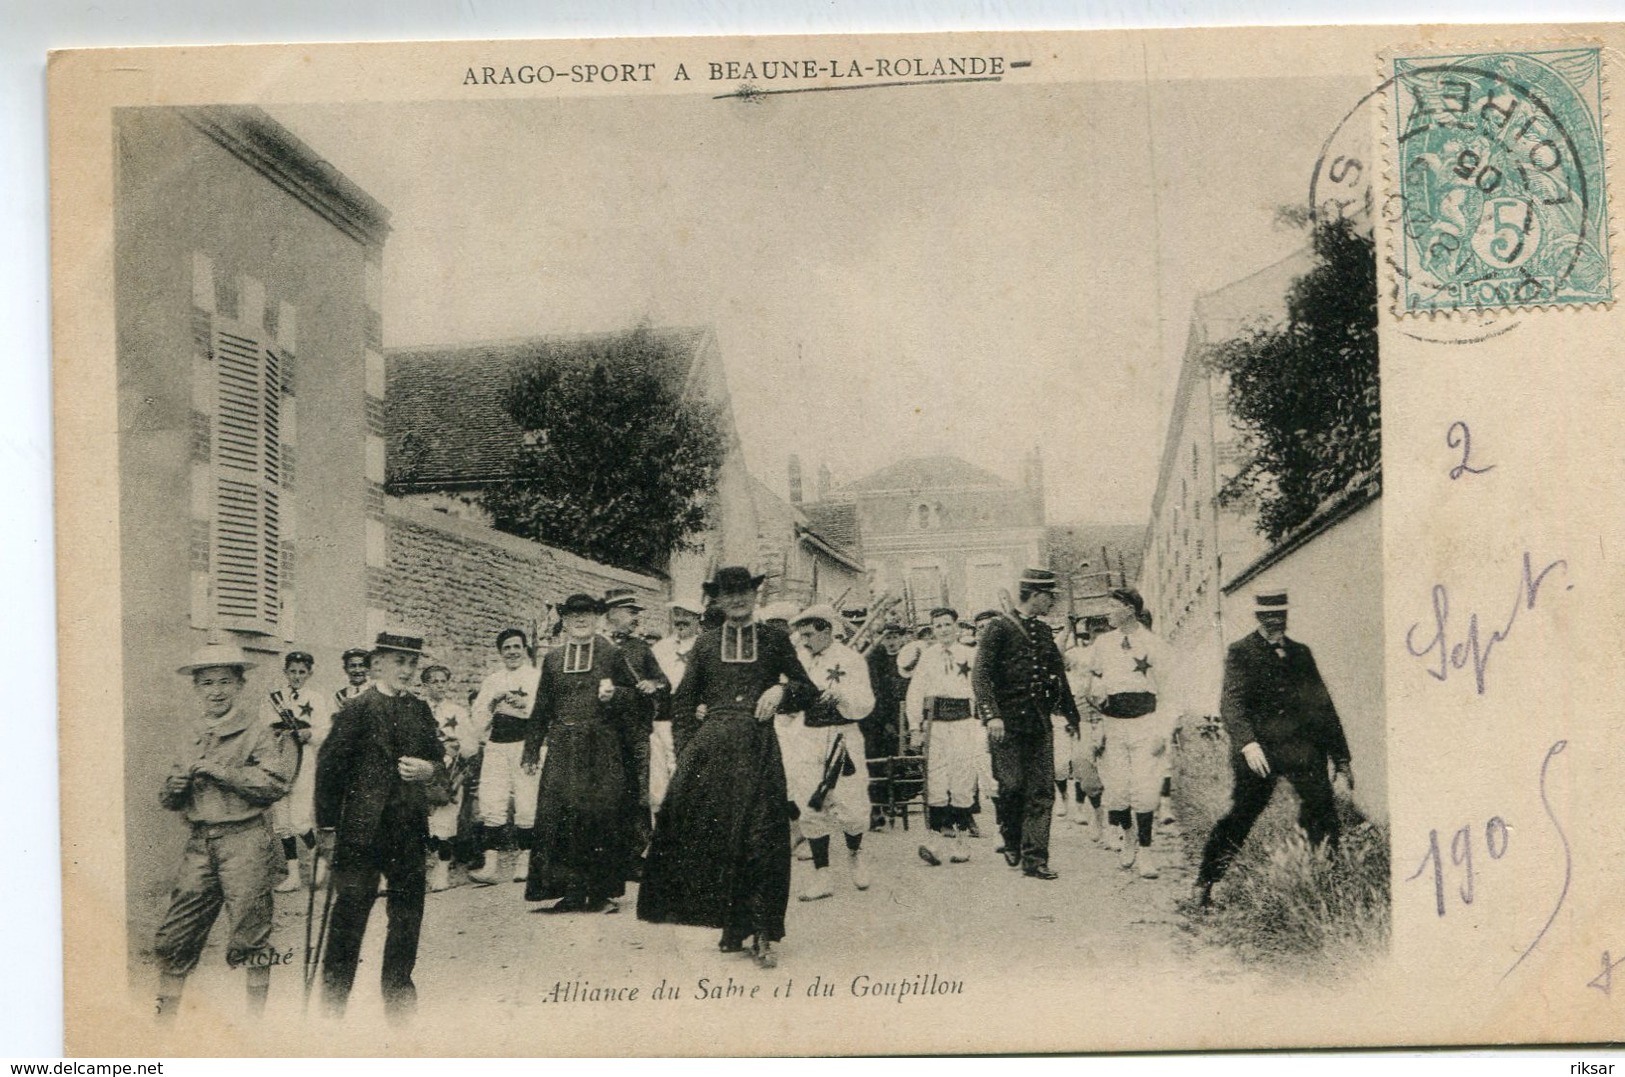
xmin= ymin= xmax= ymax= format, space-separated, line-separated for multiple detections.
xmin=1195 ymin=590 xmax=1354 ymax=907
xmin=153 ymin=642 xmax=297 ymax=1022
xmin=315 ymin=631 xmax=451 ymax=1021
xmin=970 ymin=569 xmax=1081 ymax=880
xmin=604 ymin=588 xmax=669 ymax=875
xmin=648 ymin=598 xmax=703 ymax=820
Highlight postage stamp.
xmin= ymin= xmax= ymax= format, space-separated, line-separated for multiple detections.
xmin=1388 ymin=47 xmax=1612 ymax=314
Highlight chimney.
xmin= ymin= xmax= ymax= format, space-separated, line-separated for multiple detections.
xmin=788 ymin=454 xmax=804 ymax=504
xmin=816 ymin=462 xmax=832 ymax=501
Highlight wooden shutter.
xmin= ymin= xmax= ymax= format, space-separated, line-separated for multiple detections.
xmin=211 ymin=317 xmax=281 ymax=632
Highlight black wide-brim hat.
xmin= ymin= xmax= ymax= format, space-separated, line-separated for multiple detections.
xmin=558 ymin=592 xmax=607 ymax=616
xmin=703 ymin=565 xmax=766 ymax=597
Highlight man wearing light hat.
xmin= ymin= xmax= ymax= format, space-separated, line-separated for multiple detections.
xmin=152 ymin=642 xmax=297 ymax=1022
xmin=785 ymin=603 xmax=876 ymax=900
xmin=1195 ymin=590 xmax=1354 ymax=908
xmin=971 ymin=569 xmax=1082 ymax=880
xmin=649 ymin=596 xmax=704 ymax=815
xmin=315 ymin=631 xmax=451 ymax=1020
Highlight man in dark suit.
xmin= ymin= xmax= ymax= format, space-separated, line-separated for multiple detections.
xmin=970 ymin=568 xmax=1081 ymax=880
xmin=1195 ymin=590 xmax=1354 ymax=908
xmin=315 ymin=631 xmax=451 ymax=1021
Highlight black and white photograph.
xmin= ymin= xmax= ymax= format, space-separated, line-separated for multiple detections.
xmin=49 ymin=24 xmax=1625 ymax=1057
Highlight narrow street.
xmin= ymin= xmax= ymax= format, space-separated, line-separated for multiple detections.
xmin=163 ymin=804 xmax=1236 ymax=1033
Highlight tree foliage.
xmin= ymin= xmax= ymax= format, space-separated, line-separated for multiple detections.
xmin=480 ymin=328 xmax=727 ymax=575
xmin=1209 ymin=218 xmax=1380 ymax=544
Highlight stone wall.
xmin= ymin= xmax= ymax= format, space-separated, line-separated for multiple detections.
xmin=384 ymin=497 xmax=666 ymax=700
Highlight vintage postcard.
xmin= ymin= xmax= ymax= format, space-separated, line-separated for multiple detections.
xmin=47 ymin=24 xmax=1625 ymax=1056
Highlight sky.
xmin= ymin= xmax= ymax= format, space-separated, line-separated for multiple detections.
xmin=271 ymin=72 xmax=1364 ymax=524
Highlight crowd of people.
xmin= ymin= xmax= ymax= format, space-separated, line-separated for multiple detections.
xmin=149 ymin=564 xmax=1355 ymax=1023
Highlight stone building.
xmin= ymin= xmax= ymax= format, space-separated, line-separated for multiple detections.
xmin=815 ymin=454 xmax=1048 ymax=623
xmin=115 ymin=106 xmax=391 ymax=951
xmin=750 ymin=468 xmax=866 ymax=612
xmin=385 ymin=326 xmax=756 ymax=605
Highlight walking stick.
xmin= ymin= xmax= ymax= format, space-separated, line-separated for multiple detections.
xmin=301 ymin=843 xmax=319 ymax=1002
xmin=303 ymin=843 xmax=338 ymax=1013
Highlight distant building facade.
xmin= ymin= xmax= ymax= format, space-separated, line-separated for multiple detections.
xmin=817 ymin=454 xmax=1048 ymax=622
xmin=115 ymin=106 xmax=391 ymax=953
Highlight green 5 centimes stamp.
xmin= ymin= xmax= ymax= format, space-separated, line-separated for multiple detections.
xmin=1390 ymin=48 xmax=1612 ymax=313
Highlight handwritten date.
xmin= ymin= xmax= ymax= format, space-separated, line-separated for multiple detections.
xmin=1404 ymin=551 xmax=1569 ymax=695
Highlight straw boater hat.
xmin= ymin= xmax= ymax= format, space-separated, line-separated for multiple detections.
xmin=703 ymin=565 xmax=766 ymax=597
xmin=1253 ymin=590 xmax=1290 ymax=615
xmin=603 ymin=588 xmax=644 ymax=612
xmin=789 ymin=603 xmax=842 ymax=629
xmin=372 ymin=631 xmax=427 ymax=657
xmin=177 ymin=641 xmax=257 ymax=676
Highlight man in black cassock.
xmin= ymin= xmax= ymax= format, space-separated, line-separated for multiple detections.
xmin=636 ymin=566 xmax=819 ymax=969
xmin=521 ymin=592 xmax=643 ymax=912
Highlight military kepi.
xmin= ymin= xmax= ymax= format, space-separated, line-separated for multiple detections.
xmin=1019 ymin=567 xmax=1059 ymax=590
xmin=603 ymin=587 xmax=644 ymax=612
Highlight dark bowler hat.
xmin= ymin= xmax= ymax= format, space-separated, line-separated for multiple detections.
xmin=558 ymin=592 xmax=607 ymax=616
xmin=372 ymin=631 xmax=427 ymax=657
xmin=1018 ymin=568 xmax=1059 ymax=590
xmin=703 ymin=565 xmax=766 ymax=597
xmin=603 ymin=588 xmax=644 ymax=612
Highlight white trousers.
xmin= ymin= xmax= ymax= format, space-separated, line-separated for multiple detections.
xmin=780 ymin=720 xmax=871 ymax=839
xmin=925 ymin=719 xmax=982 ymax=809
xmin=270 ymin=751 xmax=316 ymax=839
xmin=1100 ymin=714 xmax=1171 ymax=813
xmin=479 ymin=739 xmax=538 ymax=828
xmin=649 ymin=721 xmax=676 ymax=810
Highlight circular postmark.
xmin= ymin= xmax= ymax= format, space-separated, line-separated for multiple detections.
xmin=1310 ymin=76 xmax=1519 ymax=343
xmin=1388 ymin=52 xmax=1610 ymax=315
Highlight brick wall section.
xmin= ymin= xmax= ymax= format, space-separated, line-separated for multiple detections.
xmin=384 ymin=497 xmax=667 ymax=700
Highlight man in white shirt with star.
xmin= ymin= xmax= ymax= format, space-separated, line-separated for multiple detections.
xmin=786 ymin=604 xmax=876 ymax=901
xmin=262 ymin=650 xmax=326 ymax=892
xmin=1085 ymin=588 xmax=1173 ymax=878
xmin=906 ymin=607 xmax=981 ymax=866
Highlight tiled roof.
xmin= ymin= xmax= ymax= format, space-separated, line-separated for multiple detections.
xmin=386 ymin=327 xmax=710 ymax=488
xmin=837 ymin=454 xmax=1012 ymax=494
xmin=800 ymin=501 xmax=861 ymax=557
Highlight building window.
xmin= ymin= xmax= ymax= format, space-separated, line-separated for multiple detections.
xmin=207 ymin=314 xmax=283 ymax=634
